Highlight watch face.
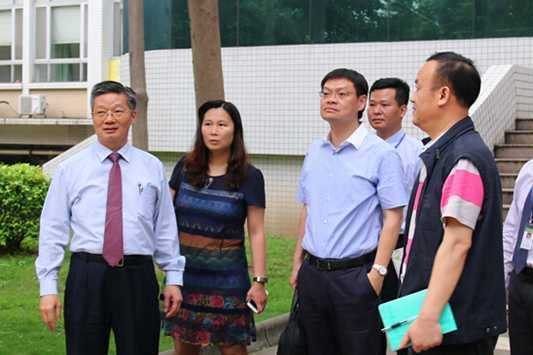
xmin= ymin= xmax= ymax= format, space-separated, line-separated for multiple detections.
xmin=379 ymin=267 xmax=387 ymax=275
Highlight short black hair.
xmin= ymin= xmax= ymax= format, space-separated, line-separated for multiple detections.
xmin=90 ymin=81 xmax=137 ymax=111
xmin=370 ymin=78 xmax=410 ymax=107
xmin=426 ymin=52 xmax=481 ymax=108
xmin=321 ymin=68 xmax=369 ymax=119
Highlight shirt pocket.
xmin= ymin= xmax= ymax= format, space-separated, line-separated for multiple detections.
xmin=135 ymin=182 xmax=158 ymax=221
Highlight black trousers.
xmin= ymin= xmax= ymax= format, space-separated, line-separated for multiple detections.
xmin=407 ymin=336 xmax=498 ymax=355
xmin=509 ymin=269 xmax=533 ymax=355
xmin=64 ymin=254 xmax=160 ymax=355
xmin=298 ymin=258 xmax=381 ymax=355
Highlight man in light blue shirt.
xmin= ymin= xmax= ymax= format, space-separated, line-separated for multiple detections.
xmin=36 ymin=81 xmax=185 ymax=355
xmin=368 ymin=77 xmax=423 ymax=355
xmin=290 ymin=69 xmax=406 ymax=355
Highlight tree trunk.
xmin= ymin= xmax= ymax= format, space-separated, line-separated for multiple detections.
xmin=128 ymin=0 xmax=149 ymax=151
xmin=188 ymin=0 xmax=225 ymax=111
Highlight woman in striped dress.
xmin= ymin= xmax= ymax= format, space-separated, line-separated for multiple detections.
xmin=165 ymin=100 xmax=267 ymax=355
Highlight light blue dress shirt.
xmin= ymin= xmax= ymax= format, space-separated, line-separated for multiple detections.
xmin=36 ymin=141 xmax=185 ymax=296
xmin=384 ymin=128 xmax=423 ymax=234
xmin=296 ymin=123 xmax=406 ymax=259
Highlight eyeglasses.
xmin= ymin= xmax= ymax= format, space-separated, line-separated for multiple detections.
xmin=318 ymin=91 xmax=356 ymax=100
xmin=91 ymin=110 xmax=131 ymax=119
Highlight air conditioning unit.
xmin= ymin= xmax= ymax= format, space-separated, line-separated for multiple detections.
xmin=19 ymin=94 xmax=48 ymax=116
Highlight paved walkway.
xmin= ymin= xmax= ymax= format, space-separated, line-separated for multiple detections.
xmin=160 ymin=313 xmax=511 ymax=355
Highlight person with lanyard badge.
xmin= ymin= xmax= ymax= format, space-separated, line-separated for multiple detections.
xmin=503 ymin=159 xmax=533 ymax=355
xmin=368 ymin=78 xmax=423 ymax=355
xmin=164 ymin=100 xmax=267 ymax=355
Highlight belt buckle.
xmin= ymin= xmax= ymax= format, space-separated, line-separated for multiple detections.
xmin=115 ymin=258 xmax=125 ymax=267
xmin=327 ymin=260 xmax=332 ymax=271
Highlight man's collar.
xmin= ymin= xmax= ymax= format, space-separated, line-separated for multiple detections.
xmin=322 ymin=123 xmax=368 ymax=150
xmin=422 ymin=129 xmax=447 ymax=152
xmin=384 ymin=128 xmax=405 ymax=144
xmin=421 ymin=116 xmax=475 ymax=154
xmin=94 ymin=141 xmax=131 ymax=163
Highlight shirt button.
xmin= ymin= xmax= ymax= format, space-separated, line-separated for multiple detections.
xmin=324 ymin=220 xmax=327 ymax=224
xmin=322 ymin=243 xmax=325 ymax=247
xmin=327 ymin=197 xmax=330 ymax=201
xmin=330 ymin=174 xmax=333 ymax=178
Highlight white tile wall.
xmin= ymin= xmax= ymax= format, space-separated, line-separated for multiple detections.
xmin=47 ymin=37 xmax=533 ymax=237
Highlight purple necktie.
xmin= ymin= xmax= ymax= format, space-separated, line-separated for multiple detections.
xmin=103 ymin=152 xmax=124 ymax=266
xmin=513 ymin=186 xmax=532 ymax=274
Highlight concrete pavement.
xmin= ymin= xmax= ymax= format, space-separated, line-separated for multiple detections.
xmin=160 ymin=313 xmax=511 ymax=354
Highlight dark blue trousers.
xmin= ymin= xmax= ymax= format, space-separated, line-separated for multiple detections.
xmin=407 ymin=336 xmax=498 ymax=355
xmin=298 ymin=258 xmax=381 ymax=355
xmin=509 ymin=270 xmax=533 ymax=355
xmin=64 ymin=254 xmax=160 ymax=355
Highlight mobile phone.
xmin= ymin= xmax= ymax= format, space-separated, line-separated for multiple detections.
xmin=246 ymin=298 xmax=259 ymax=314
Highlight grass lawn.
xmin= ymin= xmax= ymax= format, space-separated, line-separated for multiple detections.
xmin=0 ymin=235 xmax=296 ymax=354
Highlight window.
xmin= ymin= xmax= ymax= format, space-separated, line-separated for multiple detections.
xmin=0 ymin=7 xmax=22 ymax=83
xmin=34 ymin=3 xmax=87 ymax=82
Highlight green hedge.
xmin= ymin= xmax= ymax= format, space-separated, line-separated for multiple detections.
xmin=0 ymin=163 xmax=50 ymax=251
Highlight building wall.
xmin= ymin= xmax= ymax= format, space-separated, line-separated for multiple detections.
xmin=0 ymin=90 xmax=21 ymax=118
xmin=0 ymin=119 xmax=93 ymax=145
xmin=118 ymin=37 xmax=533 ymax=237
xmin=31 ymin=89 xmax=88 ymax=118
xmin=121 ymin=37 xmax=533 ymax=156
xmin=0 ymin=89 xmax=87 ymax=118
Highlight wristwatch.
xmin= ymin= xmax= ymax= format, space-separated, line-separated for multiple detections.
xmin=253 ymin=276 xmax=268 ymax=283
xmin=372 ymin=263 xmax=388 ymax=276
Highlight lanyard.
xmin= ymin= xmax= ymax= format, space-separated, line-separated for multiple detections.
xmin=529 ymin=184 xmax=533 ymax=226
xmin=394 ymin=133 xmax=406 ymax=149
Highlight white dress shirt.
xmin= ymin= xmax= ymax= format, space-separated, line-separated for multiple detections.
xmin=36 ymin=141 xmax=185 ymax=296
xmin=503 ymin=159 xmax=533 ymax=288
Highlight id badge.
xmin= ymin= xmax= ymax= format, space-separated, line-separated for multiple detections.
xmin=520 ymin=227 xmax=533 ymax=251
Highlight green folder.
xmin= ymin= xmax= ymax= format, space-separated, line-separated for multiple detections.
xmin=378 ymin=289 xmax=457 ymax=351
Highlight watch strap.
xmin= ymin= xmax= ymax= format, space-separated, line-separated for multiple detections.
xmin=372 ymin=263 xmax=387 ymax=276
xmin=253 ymin=276 xmax=268 ymax=283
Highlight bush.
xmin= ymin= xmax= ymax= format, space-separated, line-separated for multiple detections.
xmin=0 ymin=163 xmax=50 ymax=252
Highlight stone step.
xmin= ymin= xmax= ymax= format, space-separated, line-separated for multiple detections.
xmin=516 ymin=118 xmax=533 ymax=131
xmin=500 ymin=173 xmax=518 ymax=189
xmin=494 ymin=144 xmax=533 ymax=159
xmin=495 ymin=158 xmax=530 ymax=173
xmin=504 ymin=131 xmax=533 ymax=144
xmin=502 ymin=188 xmax=514 ymax=205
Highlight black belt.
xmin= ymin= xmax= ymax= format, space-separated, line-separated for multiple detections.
xmin=308 ymin=250 xmax=376 ymax=271
xmin=72 ymin=252 xmax=152 ymax=267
